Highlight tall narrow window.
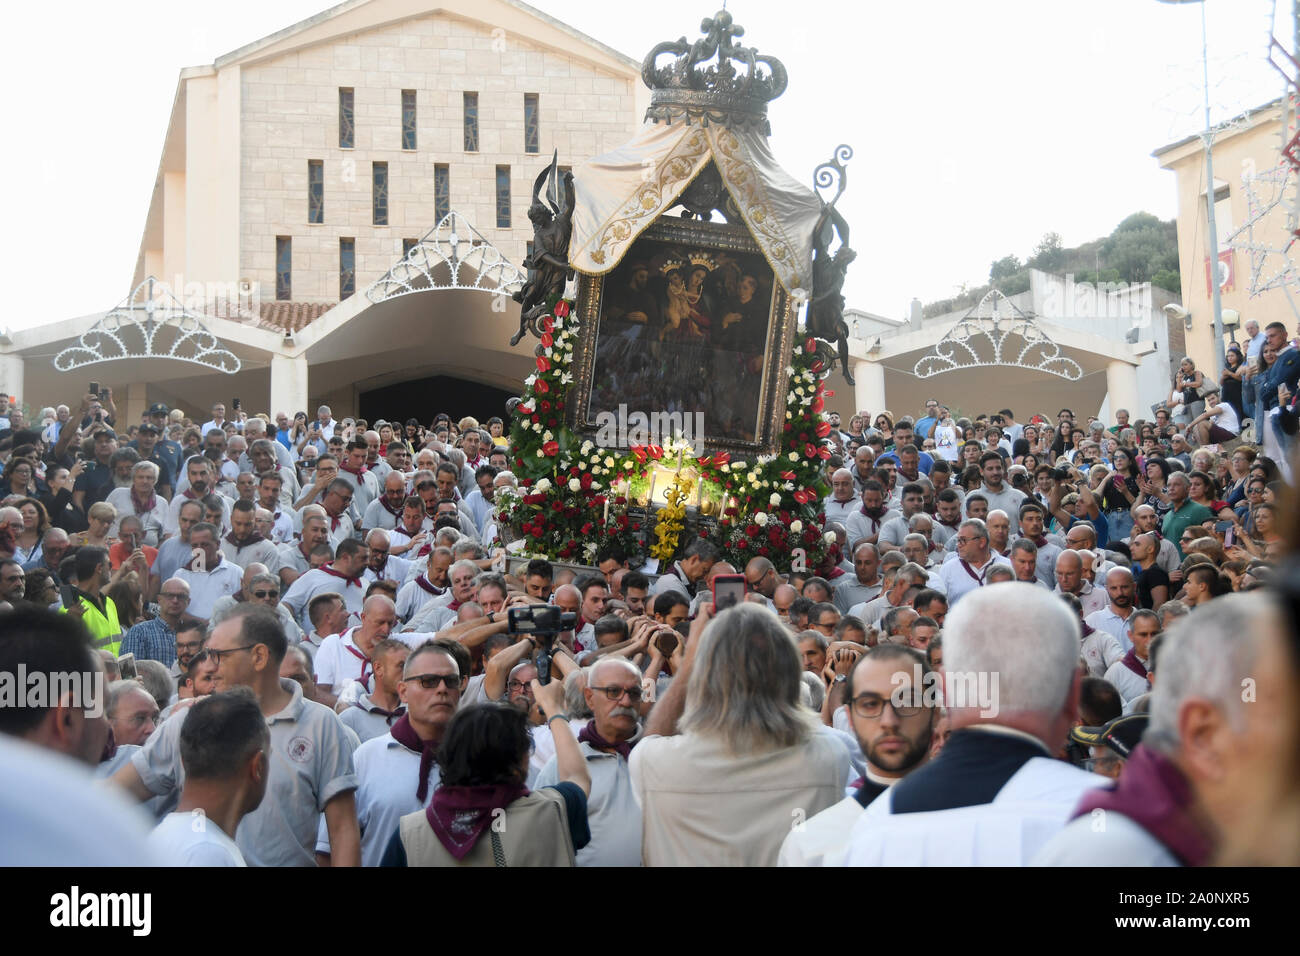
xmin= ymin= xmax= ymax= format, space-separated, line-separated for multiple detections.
xmin=339 ymin=238 xmax=356 ymax=300
xmin=463 ymin=92 xmax=479 ymax=152
xmin=524 ymin=93 xmax=540 ymax=154
xmin=339 ymin=88 xmax=354 ymax=149
xmin=434 ymin=164 xmax=450 ymax=222
xmin=372 ymin=162 xmax=388 ymax=226
xmin=402 ymin=238 xmax=419 ymax=257
xmin=495 ymin=165 xmax=511 ymax=228
xmin=401 ymin=90 xmax=417 ymax=150
xmin=275 ymin=237 xmax=292 ymax=301
xmin=308 ymin=160 xmax=324 ymax=224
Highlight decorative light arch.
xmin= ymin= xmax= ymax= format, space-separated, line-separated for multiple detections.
xmin=912 ymin=289 xmax=1083 ymax=381
xmin=53 ymin=277 xmax=242 ymax=373
xmin=366 ymin=210 xmax=527 ymax=303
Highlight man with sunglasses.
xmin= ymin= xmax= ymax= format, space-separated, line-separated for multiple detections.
xmin=781 ymin=644 xmax=937 ymax=866
xmin=534 ymin=656 xmax=643 ymax=867
xmin=113 ymin=604 xmax=361 ymax=867
xmin=317 ymin=641 xmax=461 ymax=867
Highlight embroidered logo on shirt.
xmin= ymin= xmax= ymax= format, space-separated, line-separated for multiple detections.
xmin=287 ymin=736 xmax=313 ymax=763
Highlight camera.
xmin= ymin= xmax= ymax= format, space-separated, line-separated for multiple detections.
xmin=1052 ymin=467 xmax=1072 ymax=482
xmin=507 ymin=606 xmax=578 ymax=686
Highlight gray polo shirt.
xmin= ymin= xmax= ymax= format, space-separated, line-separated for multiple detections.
xmin=535 ymin=739 xmax=641 ymax=867
xmin=833 ymin=576 xmax=882 ymax=614
xmin=132 ymin=678 xmax=357 ymax=867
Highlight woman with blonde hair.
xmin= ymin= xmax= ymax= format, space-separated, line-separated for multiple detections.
xmin=74 ymin=501 xmax=117 ymax=549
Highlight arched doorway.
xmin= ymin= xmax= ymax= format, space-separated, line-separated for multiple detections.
xmin=359 ymin=375 xmax=517 ymax=426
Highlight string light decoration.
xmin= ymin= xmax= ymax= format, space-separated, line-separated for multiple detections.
xmin=912 ymin=289 xmax=1082 ymax=381
xmin=53 ymin=277 xmax=242 ymax=374
xmin=367 ymin=210 xmax=526 ymax=303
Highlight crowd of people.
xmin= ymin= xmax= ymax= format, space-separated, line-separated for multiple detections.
xmin=0 ymin=359 xmax=1298 ymax=868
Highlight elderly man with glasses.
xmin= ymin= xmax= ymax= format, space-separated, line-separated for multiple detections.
xmin=119 ymin=577 xmax=195 ymax=667
xmin=535 ymin=656 xmax=645 ymax=867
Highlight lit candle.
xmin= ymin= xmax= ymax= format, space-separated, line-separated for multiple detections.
xmin=647 ymin=470 xmax=657 ymax=507
xmin=603 ymin=494 xmax=610 ymax=527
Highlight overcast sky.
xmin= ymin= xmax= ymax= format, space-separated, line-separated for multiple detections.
xmin=2 ymin=0 xmax=1288 ymax=331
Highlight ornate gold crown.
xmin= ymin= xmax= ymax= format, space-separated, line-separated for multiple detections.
xmin=687 ymin=252 xmax=717 ymax=271
xmin=641 ymin=9 xmax=788 ymax=136
xmin=660 ymin=257 xmax=687 ymax=275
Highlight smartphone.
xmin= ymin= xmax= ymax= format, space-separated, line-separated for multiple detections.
xmin=59 ymin=584 xmax=78 ymax=611
xmin=89 ymin=381 xmax=100 ymax=398
xmin=712 ymin=573 xmax=746 ymax=611
xmin=1224 ymin=526 xmax=1235 ymax=548
xmin=232 ymin=398 xmax=241 ymax=411
xmin=1215 ymin=520 xmax=1234 ymax=537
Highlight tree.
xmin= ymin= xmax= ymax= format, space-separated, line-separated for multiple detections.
xmin=1029 ymin=232 xmax=1066 ymax=273
xmin=989 ymin=255 xmax=1022 ymax=283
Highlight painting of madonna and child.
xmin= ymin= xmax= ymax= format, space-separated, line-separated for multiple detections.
xmin=587 ymin=235 xmax=780 ymax=448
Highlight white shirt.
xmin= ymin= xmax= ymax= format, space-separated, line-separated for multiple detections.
xmin=1085 ymin=605 xmax=1136 ymax=653
xmin=1104 ymin=657 xmax=1150 ymax=703
xmin=535 ymin=739 xmax=642 ymax=867
xmin=147 ymin=812 xmax=247 ymax=867
xmin=778 ymin=795 xmax=865 ymax=867
xmin=281 ymin=566 xmax=367 ymax=632
xmin=822 ymin=497 xmax=860 ymax=528
xmin=395 ymin=576 xmax=449 ymax=623
xmin=175 ymin=557 xmax=244 ymax=620
xmin=315 ymin=730 xmax=438 ymax=867
xmin=844 ymin=508 xmax=899 ymax=549
xmin=1080 ymin=628 xmax=1125 ymax=678
xmin=936 ymin=553 xmax=1011 ymax=607
xmin=1055 ymin=581 xmax=1108 ymax=618
xmin=313 ymin=628 xmax=370 ymax=690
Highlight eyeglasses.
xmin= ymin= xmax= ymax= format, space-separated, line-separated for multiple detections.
xmin=406 ymin=673 xmax=460 ymax=690
xmin=506 ymin=680 xmax=535 ymax=695
xmin=161 ymin=591 xmax=188 ymax=601
xmin=588 ymin=684 xmax=644 ymax=703
xmin=850 ymin=694 xmax=923 ymax=719
xmin=207 ymin=644 xmax=257 ymax=665
xmin=369 ymin=548 xmax=389 ymax=557
xmin=954 ymin=536 xmax=980 ymax=546
xmin=176 ymin=640 xmax=204 ymax=652
xmin=251 ymin=590 xmax=279 ymax=599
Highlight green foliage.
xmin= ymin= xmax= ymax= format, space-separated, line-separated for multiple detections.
xmin=927 ymin=213 xmax=1181 ymax=316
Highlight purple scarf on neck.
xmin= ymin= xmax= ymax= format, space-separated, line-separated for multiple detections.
xmin=578 ymin=721 xmax=633 ymax=760
xmin=1073 ymin=745 xmax=1214 ymax=866
xmin=1118 ymin=648 xmax=1148 ymax=679
xmin=389 ymin=714 xmax=438 ymax=801
xmin=426 ymin=783 xmax=529 ymax=860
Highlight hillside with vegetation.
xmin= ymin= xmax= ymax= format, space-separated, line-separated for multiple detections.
xmin=923 ymin=212 xmax=1181 ymax=318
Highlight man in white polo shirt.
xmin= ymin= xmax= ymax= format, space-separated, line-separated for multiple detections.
xmin=281 ymin=538 xmax=369 ymax=633
xmin=316 ymin=640 xmax=461 ymax=867
xmin=146 ymin=688 xmax=270 ymax=867
xmin=936 ymin=519 xmax=1010 ymax=607
xmin=1085 ymin=567 xmax=1139 ymax=653
xmin=394 ymin=547 xmax=452 ymax=623
xmin=112 ymin=605 xmax=361 ymax=866
xmin=313 ymin=594 xmax=399 ymax=709
xmin=175 ymin=523 xmax=243 ymax=622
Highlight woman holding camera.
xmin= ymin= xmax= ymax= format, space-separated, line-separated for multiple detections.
xmin=1172 ymin=356 xmax=1206 ymax=424
xmin=1096 ymin=447 xmax=1141 ymax=540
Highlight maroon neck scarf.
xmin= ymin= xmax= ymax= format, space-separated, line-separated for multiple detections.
xmin=1073 ymin=745 xmax=1213 ymax=866
xmin=131 ymin=489 xmax=157 ymax=514
xmin=390 ymin=714 xmax=440 ymax=801
xmin=340 ymin=462 xmax=367 ymax=477
xmin=1119 ymin=648 xmax=1149 ymax=679
xmin=381 ymin=497 xmax=405 ymax=518
xmin=425 ymin=783 xmax=529 ymax=861
xmin=416 ymin=576 xmax=446 ymax=597
xmin=578 ymin=721 xmax=633 ymax=760
xmin=321 ymin=564 xmax=361 ymax=588
xmin=225 ymin=531 xmax=264 ymax=548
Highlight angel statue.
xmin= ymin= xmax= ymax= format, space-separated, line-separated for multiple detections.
xmin=511 ymin=151 xmax=576 ymax=346
xmin=807 ymin=201 xmax=856 ymax=385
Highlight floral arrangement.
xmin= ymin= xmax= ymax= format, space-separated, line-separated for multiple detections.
xmin=500 ymin=295 xmax=836 ymax=572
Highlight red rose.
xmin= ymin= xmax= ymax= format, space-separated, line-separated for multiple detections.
xmin=536 ymin=356 xmax=551 ymax=373
xmin=579 ymin=472 xmax=592 ymax=490
xmin=745 ymin=525 xmax=760 ymax=537
xmin=556 ymin=400 xmax=565 ymax=410
xmin=581 ymin=522 xmax=594 ymax=535
xmin=547 ymin=418 xmax=557 ymax=427
xmin=551 ymin=500 xmax=564 ymax=512
xmin=542 ymin=440 xmax=559 ymax=456
xmin=554 ymin=301 xmax=571 ymax=318
xmin=530 ymin=526 xmax=544 ymax=538
xmin=632 ymin=523 xmax=641 ymax=531
xmin=759 ymin=546 xmax=770 ymax=556
xmin=804 ymin=530 xmax=819 ymax=545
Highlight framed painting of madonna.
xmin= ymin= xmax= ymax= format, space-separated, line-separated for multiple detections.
xmin=567 ymin=216 xmax=798 ymax=457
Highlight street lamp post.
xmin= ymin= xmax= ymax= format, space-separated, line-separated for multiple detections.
xmin=1159 ymin=0 xmax=1228 ymax=378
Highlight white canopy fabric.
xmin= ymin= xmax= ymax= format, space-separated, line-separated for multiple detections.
xmin=569 ymin=121 xmax=823 ymax=296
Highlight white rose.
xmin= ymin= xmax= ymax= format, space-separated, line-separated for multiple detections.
xmin=533 ymin=422 xmax=543 ymax=433
xmin=536 ymin=449 xmax=545 ymax=457
xmin=823 ymin=531 xmax=837 ymax=544
xmin=732 ymin=461 xmax=746 ymax=471
xmin=580 ymin=440 xmax=593 ymax=454
xmin=624 ymin=461 xmax=635 ymax=470
xmin=786 ymin=411 xmax=793 ymax=420
xmin=769 ymin=492 xmax=781 ymax=506
xmin=604 ymin=456 xmax=615 ymax=468
xmin=790 ymin=520 xmax=803 ymax=533
xmin=535 ymin=479 xmax=551 ymax=493
xmin=542 ymin=430 xmax=553 ymax=442
xmin=788 ymin=452 xmax=799 ymax=462
xmin=568 ymin=479 xmax=581 ymax=492
xmin=754 ymin=512 xmax=768 ymax=526
xmin=578 ymin=461 xmax=587 ymax=470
